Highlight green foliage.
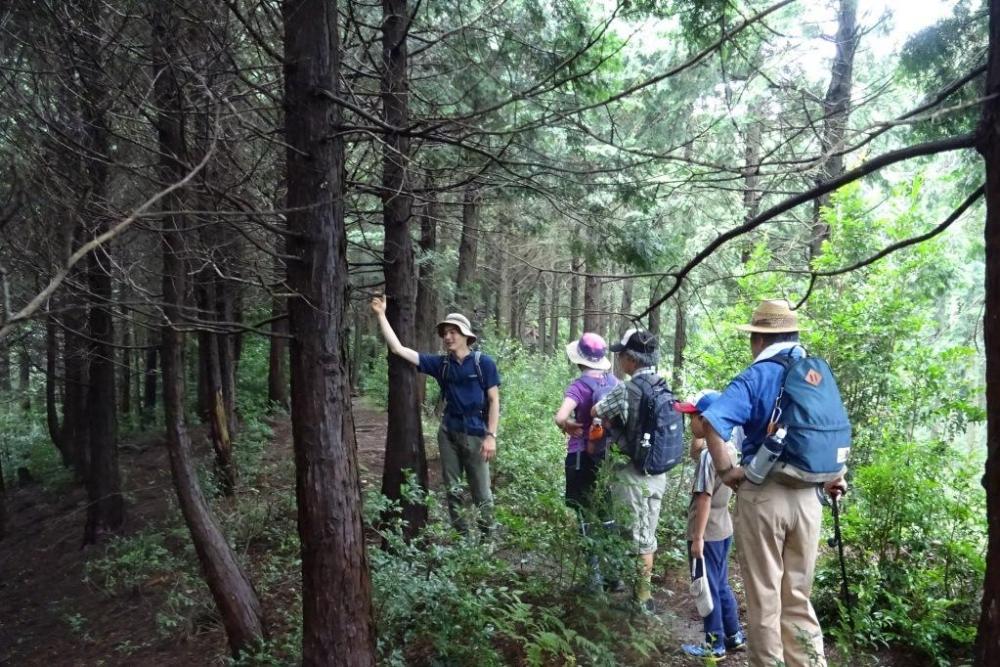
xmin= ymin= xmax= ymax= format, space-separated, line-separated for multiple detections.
xmin=84 ymin=529 xmax=184 ymax=592
xmin=0 ymin=403 xmax=73 ymax=492
xmin=815 ymin=441 xmax=984 ymax=665
xmin=359 ymin=344 xmax=680 ymax=665
xmin=678 ymin=180 xmax=986 ymax=664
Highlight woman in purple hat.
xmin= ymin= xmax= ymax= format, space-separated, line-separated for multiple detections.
xmin=553 ymin=333 xmax=619 ymax=591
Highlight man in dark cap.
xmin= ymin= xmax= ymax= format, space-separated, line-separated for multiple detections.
xmin=592 ymin=328 xmax=673 ymax=613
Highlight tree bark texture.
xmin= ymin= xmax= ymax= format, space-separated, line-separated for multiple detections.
xmin=648 ymin=277 xmax=662 ymax=336
xmin=197 ymin=272 xmax=236 ymax=495
xmin=120 ymin=313 xmax=132 ymax=419
xmin=45 ymin=317 xmax=69 ymax=466
xmin=583 ymin=262 xmax=601 ymax=334
xmin=810 ymin=0 xmax=859 ymax=259
xmin=976 ymin=3 xmax=1000 ymax=664
xmin=672 ymin=298 xmax=686 ymax=392
xmin=268 ymin=298 xmax=290 ymax=410
xmin=73 ymin=0 xmax=123 ymax=548
xmin=142 ymin=344 xmax=158 ymax=426
xmin=380 ymin=0 xmax=428 ymax=537
xmin=617 ymin=277 xmax=633 ymax=340
xmin=283 ymin=0 xmax=377 ymax=662
xmin=569 ymin=253 xmax=581 ymax=341
xmin=17 ymin=345 xmax=29 ymax=410
xmin=62 ymin=310 xmax=90 ymax=479
xmin=414 ymin=189 xmax=438 ymax=406
xmin=497 ymin=234 xmax=509 ymax=333
xmin=152 ymin=3 xmax=265 ymax=656
xmin=455 ymin=186 xmax=480 ymax=312
xmin=415 ymin=188 xmax=439 ymax=351
xmin=549 ymin=273 xmax=560 ymax=348
xmin=539 ymin=274 xmax=548 ymax=353
xmin=741 ymin=122 xmax=762 ymax=264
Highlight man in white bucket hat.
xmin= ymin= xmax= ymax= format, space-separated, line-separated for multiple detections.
xmin=699 ymin=299 xmax=846 ymax=667
xmin=371 ymin=296 xmax=500 ymax=536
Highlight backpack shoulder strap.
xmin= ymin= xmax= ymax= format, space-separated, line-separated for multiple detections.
xmin=473 ymin=350 xmax=486 ymax=392
xmin=441 ymin=353 xmax=451 ymax=382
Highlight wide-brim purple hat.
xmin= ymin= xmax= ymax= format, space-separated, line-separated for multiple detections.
xmin=565 ymin=333 xmax=612 ymax=371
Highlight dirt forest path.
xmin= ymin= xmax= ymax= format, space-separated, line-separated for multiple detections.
xmin=0 ymin=400 xmax=741 ymax=666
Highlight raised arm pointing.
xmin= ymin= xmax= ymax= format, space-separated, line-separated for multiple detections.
xmin=370 ymin=296 xmax=419 ymax=366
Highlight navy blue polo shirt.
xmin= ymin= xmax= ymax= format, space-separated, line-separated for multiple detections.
xmin=701 ymin=348 xmax=804 ymax=463
xmin=418 ymin=352 xmax=501 ymax=435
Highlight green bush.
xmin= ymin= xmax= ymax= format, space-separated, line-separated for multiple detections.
xmin=814 ymin=439 xmax=984 ymax=665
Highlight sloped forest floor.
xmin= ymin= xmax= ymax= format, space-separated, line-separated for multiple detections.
xmin=0 ymin=400 xmax=899 ymax=666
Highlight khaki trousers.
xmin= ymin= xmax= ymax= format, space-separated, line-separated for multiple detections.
xmin=734 ymin=480 xmax=826 ymax=667
xmin=438 ymin=426 xmax=493 ymax=534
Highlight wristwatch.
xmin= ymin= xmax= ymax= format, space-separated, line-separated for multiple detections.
xmin=485 ymin=431 xmax=497 ymax=439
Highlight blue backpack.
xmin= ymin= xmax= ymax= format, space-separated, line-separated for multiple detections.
xmin=758 ymin=352 xmax=852 ymax=484
xmin=625 ymin=374 xmax=685 ymax=475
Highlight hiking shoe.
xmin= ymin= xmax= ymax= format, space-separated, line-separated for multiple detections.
xmin=603 ymin=578 xmax=626 ymax=593
xmin=681 ymin=643 xmax=726 ymax=660
xmin=724 ymin=630 xmax=746 ymax=652
xmin=634 ymin=597 xmax=660 ymax=616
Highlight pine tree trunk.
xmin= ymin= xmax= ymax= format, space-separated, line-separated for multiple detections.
xmin=152 ymin=3 xmax=265 ymax=656
xmin=283 ymin=0 xmax=376 ymax=661
xmin=76 ymin=0 xmax=123 ymax=545
xmin=121 ymin=313 xmax=132 ymax=420
xmin=672 ymin=298 xmax=686 ymax=392
xmin=975 ymin=3 xmax=1000 ymax=663
xmin=267 ymin=299 xmax=290 ymax=410
xmin=142 ymin=344 xmax=158 ymax=427
xmin=380 ymin=0 xmax=428 ymax=537
xmin=617 ymin=277 xmax=633 ymax=339
xmin=583 ymin=262 xmax=601 ymax=333
xmin=549 ymin=273 xmax=561 ymax=347
xmin=569 ymin=253 xmax=581 ymax=341
xmin=810 ymin=0 xmax=858 ymax=259
xmin=17 ymin=346 xmax=29 ymax=410
xmin=415 ymin=187 xmax=439 ymax=406
xmin=741 ymin=122 xmax=761 ymax=264
xmin=539 ymin=275 xmax=548 ymax=353
xmin=455 ymin=186 xmax=480 ymax=312
xmin=45 ymin=316 xmax=68 ymax=465
xmin=648 ymin=277 xmax=662 ymax=336
xmin=62 ymin=313 xmax=89 ymax=480
xmin=497 ymin=235 xmax=509 ymax=334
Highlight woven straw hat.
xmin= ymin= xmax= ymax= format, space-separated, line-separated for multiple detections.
xmin=436 ymin=313 xmax=477 ymax=343
xmin=736 ymin=299 xmax=801 ymax=333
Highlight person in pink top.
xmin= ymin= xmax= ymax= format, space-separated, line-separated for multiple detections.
xmin=554 ymin=333 xmax=619 ymax=592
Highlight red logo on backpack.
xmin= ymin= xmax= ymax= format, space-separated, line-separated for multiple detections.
xmin=805 ymin=369 xmax=823 ymax=386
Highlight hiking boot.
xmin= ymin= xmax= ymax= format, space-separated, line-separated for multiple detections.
xmin=603 ymin=578 xmax=626 ymax=593
xmin=633 ymin=597 xmax=660 ymax=616
xmin=724 ymin=630 xmax=746 ymax=652
xmin=681 ymin=643 xmax=726 ymax=660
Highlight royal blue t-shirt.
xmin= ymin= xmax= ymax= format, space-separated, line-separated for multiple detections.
xmin=418 ymin=352 xmax=501 ymax=435
xmin=701 ymin=348 xmax=803 ymax=462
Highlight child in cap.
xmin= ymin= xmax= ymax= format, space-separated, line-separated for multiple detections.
xmin=675 ymin=389 xmax=746 ymax=659
xmin=554 ymin=333 xmax=619 ymax=591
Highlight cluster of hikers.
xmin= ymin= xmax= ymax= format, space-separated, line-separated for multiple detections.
xmin=371 ymin=296 xmax=850 ymax=666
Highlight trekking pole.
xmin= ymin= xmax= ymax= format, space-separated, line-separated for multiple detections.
xmin=829 ymin=494 xmax=854 ymax=632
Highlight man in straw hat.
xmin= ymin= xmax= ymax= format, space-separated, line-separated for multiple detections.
xmin=698 ymin=299 xmax=846 ymax=667
xmin=371 ymin=296 xmax=500 ymax=536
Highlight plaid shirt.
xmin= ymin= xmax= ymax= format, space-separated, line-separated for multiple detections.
xmin=594 ymin=367 xmax=658 ymax=428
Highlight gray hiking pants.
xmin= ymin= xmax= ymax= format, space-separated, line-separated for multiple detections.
xmin=438 ymin=426 xmax=494 ymax=535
